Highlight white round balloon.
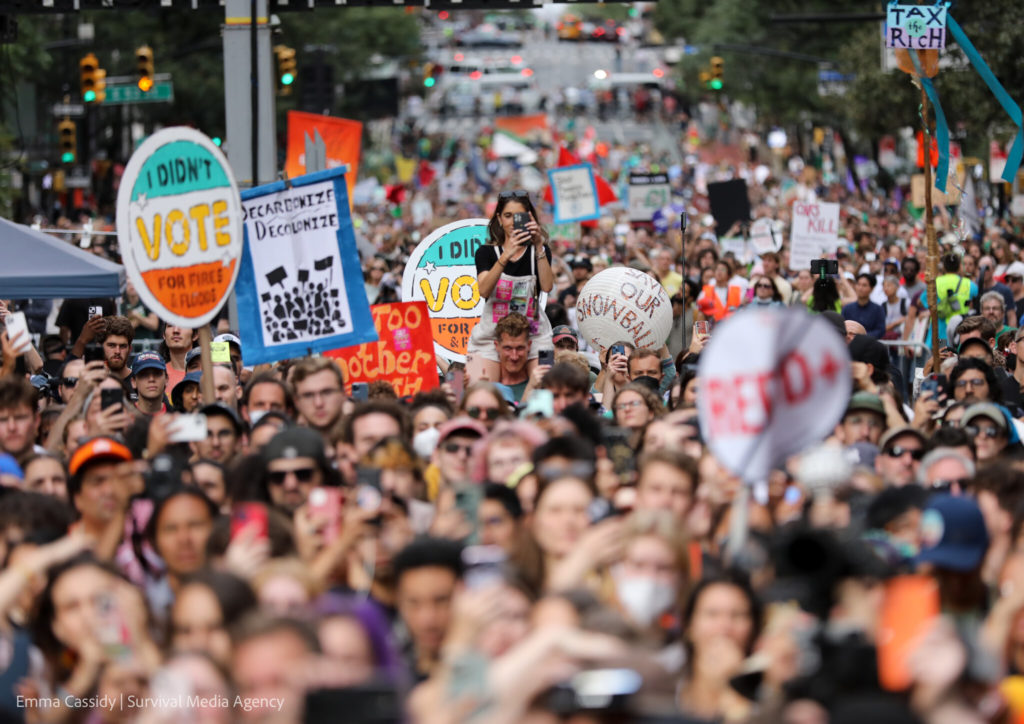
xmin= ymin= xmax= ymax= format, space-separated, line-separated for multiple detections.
xmin=576 ymin=267 xmax=673 ymax=351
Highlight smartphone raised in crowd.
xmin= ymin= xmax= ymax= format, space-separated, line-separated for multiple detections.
xmin=168 ymin=413 xmax=208 ymax=444
xmin=4 ymin=311 xmax=32 ymax=354
xmin=83 ymin=343 xmax=104 ymax=364
xmin=230 ymin=503 xmax=269 ymax=542
xmin=351 ymin=382 xmax=369 ymax=402
xmin=101 ymin=387 xmax=123 ymax=412
xmin=610 ymin=344 xmax=626 ymax=359
xmin=308 ymin=486 xmax=343 ymax=544
xmin=538 ymin=348 xmax=555 ymax=367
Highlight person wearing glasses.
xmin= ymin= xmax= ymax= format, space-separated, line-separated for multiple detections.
xmin=747 ymin=275 xmax=784 ymax=308
xmin=263 ymin=426 xmax=336 ymax=515
xmin=959 ymin=403 xmax=1018 ymax=463
xmin=875 ymin=426 xmax=926 ymax=487
xmin=364 ymin=256 xmax=390 ymax=305
xmin=457 ymin=381 xmax=511 ymax=432
xmin=467 ymin=189 xmax=554 ymax=385
xmin=56 ymin=358 xmax=85 ymax=405
xmin=949 ymin=357 xmax=1001 ymax=406
xmin=612 ymin=382 xmax=666 ymax=449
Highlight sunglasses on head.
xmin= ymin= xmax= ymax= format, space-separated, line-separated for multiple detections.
xmin=498 ymin=189 xmax=529 ymax=201
xmin=267 ymin=468 xmax=317 ymax=485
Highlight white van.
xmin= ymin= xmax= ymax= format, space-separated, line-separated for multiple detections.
xmin=436 ymin=72 xmax=541 ymax=116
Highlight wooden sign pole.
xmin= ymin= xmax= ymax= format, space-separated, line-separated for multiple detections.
xmin=197 ymin=326 xmax=216 ymax=405
xmin=921 ymin=83 xmax=941 ymax=356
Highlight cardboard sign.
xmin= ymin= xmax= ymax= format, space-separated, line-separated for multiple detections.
xmin=548 ymin=164 xmax=600 ymax=223
xmin=911 ymin=171 xmax=963 ymax=207
xmin=628 ymin=173 xmax=671 ymax=222
xmin=116 ymin=127 xmax=243 ymax=328
xmin=326 ymin=302 xmax=438 ymax=397
xmin=749 ymin=217 xmax=782 ymax=255
xmin=284 ymin=111 xmax=362 ymax=199
xmin=696 ymin=307 xmax=851 ymax=483
xmin=886 ymin=3 xmax=947 ymax=50
xmin=235 ymin=167 xmax=377 ymax=365
xmin=401 ymin=219 xmax=489 ymax=363
xmin=789 ymin=201 xmax=840 ymax=271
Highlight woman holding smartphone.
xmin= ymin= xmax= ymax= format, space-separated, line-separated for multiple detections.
xmin=467 ymin=189 xmax=554 ymax=384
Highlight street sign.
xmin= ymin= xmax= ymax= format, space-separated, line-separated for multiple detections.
xmin=52 ymin=103 xmax=85 ymax=117
xmin=102 ymin=80 xmax=174 ymax=105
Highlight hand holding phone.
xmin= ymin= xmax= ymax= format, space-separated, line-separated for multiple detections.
xmin=167 ymin=414 xmax=208 ymax=444
xmin=538 ymin=348 xmax=555 ymax=368
xmin=231 ymin=503 xmax=269 ymax=541
xmin=101 ymin=387 xmax=123 ymax=412
xmin=4 ymin=312 xmax=32 ymax=354
xmin=350 ymin=382 xmax=369 ymax=402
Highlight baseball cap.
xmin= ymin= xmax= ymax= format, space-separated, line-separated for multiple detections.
xmin=883 ymin=257 xmax=900 ymax=267
xmin=199 ymin=402 xmax=245 ymax=434
xmin=185 ymin=347 xmax=202 ymax=367
xmin=1005 ymin=261 xmax=1024 ymax=279
xmin=262 ymin=426 xmax=329 ymax=473
xmin=848 ymin=335 xmax=889 ymax=372
xmin=131 ymin=351 xmax=166 ymax=376
xmin=214 ymin=333 xmax=242 ymax=349
xmin=960 ymin=402 xmax=1008 ymax=431
xmin=437 ymin=417 xmax=487 ymax=443
xmin=552 ymin=325 xmax=578 ymax=346
xmin=69 ymin=436 xmax=132 ymax=476
xmin=845 ymin=391 xmax=885 ymax=417
xmin=878 ymin=425 xmax=926 ymax=452
xmin=957 ymin=337 xmax=992 ymax=357
xmin=571 ymin=257 xmax=592 ymax=271
xmin=0 ymin=453 xmax=23 ymax=481
xmin=915 ymin=494 xmax=989 ymax=572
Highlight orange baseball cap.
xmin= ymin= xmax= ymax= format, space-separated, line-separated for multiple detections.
xmin=69 ymin=437 xmax=133 ymax=476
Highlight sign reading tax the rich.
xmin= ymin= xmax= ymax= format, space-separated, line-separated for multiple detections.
xmin=116 ymin=127 xmax=244 ymax=328
xmin=886 ymin=3 xmax=947 ymax=49
xmin=235 ymin=167 xmax=377 ymax=365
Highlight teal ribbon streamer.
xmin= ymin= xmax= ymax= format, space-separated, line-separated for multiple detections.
xmin=909 ymin=50 xmax=950 ymax=192
xmin=948 ymin=15 xmax=1024 ymax=184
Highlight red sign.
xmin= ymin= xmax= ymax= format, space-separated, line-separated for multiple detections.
xmin=326 ymin=302 xmax=438 ymax=397
xmin=284 ymin=111 xmax=362 ymax=200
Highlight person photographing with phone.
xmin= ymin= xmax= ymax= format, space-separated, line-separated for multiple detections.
xmin=467 ymin=189 xmax=554 ymax=386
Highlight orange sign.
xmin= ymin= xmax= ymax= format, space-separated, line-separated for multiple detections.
xmin=116 ymin=127 xmax=243 ymax=328
xmin=326 ymin=302 xmax=438 ymax=397
xmin=284 ymin=111 xmax=362 ymax=199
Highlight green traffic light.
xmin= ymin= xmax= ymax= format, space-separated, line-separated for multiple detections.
xmin=424 ymin=77 xmax=436 ymax=88
xmin=83 ymin=90 xmax=96 ymax=103
xmin=281 ymin=73 xmax=295 ymax=86
xmin=710 ymin=79 xmax=723 ymax=90
xmin=61 ymin=151 xmax=75 ymax=163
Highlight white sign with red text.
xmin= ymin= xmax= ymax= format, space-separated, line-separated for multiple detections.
xmin=696 ymin=307 xmax=851 ymax=483
xmin=789 ymin=201 xmax=840 ymax=271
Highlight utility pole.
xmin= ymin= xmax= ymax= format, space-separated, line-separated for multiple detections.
xmin=222 ymin=0 xmax=276 ymax=188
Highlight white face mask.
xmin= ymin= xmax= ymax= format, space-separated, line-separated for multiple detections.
xmin=614 ymin=575 xmax=677 ymax=629
xmin=413 ymin=427 xmax=441 ymax=461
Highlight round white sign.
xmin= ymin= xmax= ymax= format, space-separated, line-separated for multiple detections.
xmin=576 ymin=267 xmax=673 ymax=351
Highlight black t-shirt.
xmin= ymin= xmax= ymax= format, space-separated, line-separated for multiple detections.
xmin=56 ymin=298 xmax=117 ymax=341
xmin=475 ymin=244 xmax=552 ymax=291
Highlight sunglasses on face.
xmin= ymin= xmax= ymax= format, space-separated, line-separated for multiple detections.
xmin=467 ymin=406 xmax=500 ymax=421
xmin=442 ymin=441 xmax=474 ymax=456
xmin=267 ymin=468 xmax=317 ymax=485
xmin=62 ymin=377 xmax=78 ymax=387
xmin=498 ymin=189 xmax=529 ymax=201
xmin=755 ymin=284 xmax=773 ymax=290
xmin=883 ymin=445 xmax=924 ymax=460
xmin=965 ymin=425 xmax=1003 ymax=439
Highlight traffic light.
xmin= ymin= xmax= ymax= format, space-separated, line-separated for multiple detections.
xmin=136 ymin=45 xmax=154 ymax=92
xmin=58 ymin=119 xmax=76 ymax=164
xmin=80 ymin=53 xmax=106 ymax=103
xmin=274 ymin=45 xmax=296 ymax=95
xmin=709 ymin=56 xmax=724 ymax=90
xmin=422 ymin=62 xmax=442 ymax=88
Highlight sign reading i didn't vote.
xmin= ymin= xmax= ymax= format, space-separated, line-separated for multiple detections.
xmin=116 ymin=127 xmax=244 ymax=328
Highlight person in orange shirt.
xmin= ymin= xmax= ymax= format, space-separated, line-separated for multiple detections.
xmin=697 ymin=260 xmax=745 ymax=321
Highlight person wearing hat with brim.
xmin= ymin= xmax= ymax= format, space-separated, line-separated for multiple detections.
xmin=262 ymin=426 xmax=336 ymax=514
xmin=1005 ymin=260 xmax=1024 ymax=325
xmin=914 ymin=494 xmax=990 ymax=621
xmin=170 ymin=371 xmax=202 ymax=413
xmin=66 ymin=436 xmax=135 ymax=541
xmin=431 ymin=417 xmax=487 ymax=495
xmin=194 ymin=402 xmax=245 ymax=466
xmin=960 ymin=402 xmax=1021 ymax=463
xmin=132 ymin=351 xmax=169 ymax=416
xmin=213 ymin=333 xmax=243 ymax=375
xmin=552 ymin=325 xmax=579 ymax=353
xmin=836 ymin=392 xmax=886 ymax=446
xmin=875 ymin=425 xmax=926 ymax=487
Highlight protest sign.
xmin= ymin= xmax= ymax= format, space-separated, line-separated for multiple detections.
xmin=547 ymin=222 xmax=581 ymax=242
xmin=576 ymin=267 xmax=673 ymax=351
xmin=749 ymin=217 xmax=782 ymax=255
xmin=719 ymin=236 xmax=751 ymax=265
xmin=326 ymin=302 xmax=437 ymax=397
xmin=886 ymin=3 xmax=947 ymax=50
xmin=401 ymin=219 xmax=489 ymax=363
xmin=235 ymin=167 xmax=377 ymax=365
xmin=628 ymin=173 xmax=670 ymax=222
xmin=789 ymin=201 xmax=840 ymax=271
xmin=547 ymin=164 xmax=600 ymax=224
xmin=696 ymin=307 xmax=851 ymax=483
xmin=706 ymin=179 xmax=751 ymax=234
xmin=911 ymin=171 xmax=963 ymax=208
xmin=284 ymin=111 xmax=362 ymax=199
xmin=116 ymin=127 xmax=243 ymax=329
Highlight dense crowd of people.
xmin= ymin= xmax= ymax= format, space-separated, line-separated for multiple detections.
xmin=5 ymin=124 xmax=1024 ymax=724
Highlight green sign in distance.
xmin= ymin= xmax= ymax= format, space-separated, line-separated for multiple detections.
xmin=103 ymin=81 xmax=174 ymax=105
